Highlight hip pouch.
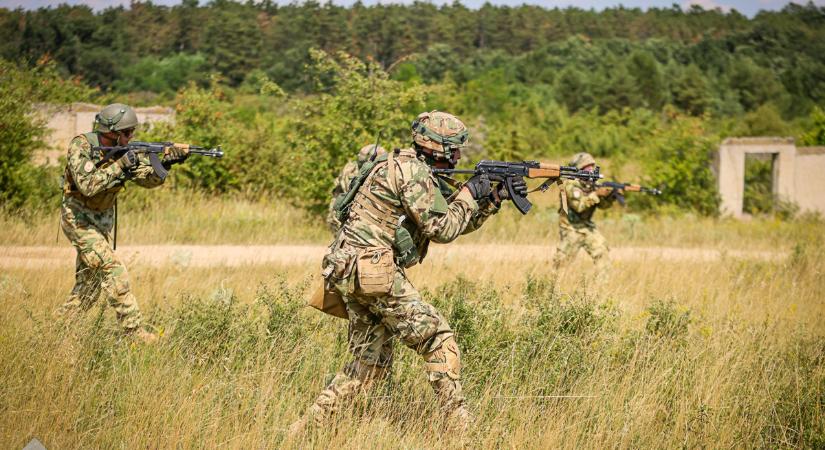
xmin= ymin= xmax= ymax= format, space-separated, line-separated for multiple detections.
xmin=356 ymin=247 xmax=395 ymax=296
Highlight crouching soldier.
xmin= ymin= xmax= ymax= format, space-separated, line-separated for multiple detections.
xmin=291 ymin=111 xmax=523 ymax=435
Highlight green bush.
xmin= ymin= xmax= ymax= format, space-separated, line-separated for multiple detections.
xmin=274 ymin=50 xmax=427 ymax=213
xmin=113 ymin=54 xmax=209 ymax=94
xmin=644 ymin=299 xmax=691 ymax=340
xmin=0 ymin=60 xmax=94 ymax=211
xmin=635 ymin=111 xmax=721 ymax=216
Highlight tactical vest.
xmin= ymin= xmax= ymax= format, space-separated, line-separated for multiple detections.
xmin=338 ymin=149 xmax=422 ymax=267
xmin=62 ymin=132 xmax=124 ymax=212
xmin=559 ymin=181 xmax=598 ymax=226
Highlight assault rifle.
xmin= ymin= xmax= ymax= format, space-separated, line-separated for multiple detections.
xmin=93 ymin=141 xmax=224 ymax=180
xmin=596 ymin=181 xmax=662 ymax=206
xmin=433 ymin=160 xmax=602 ymax=214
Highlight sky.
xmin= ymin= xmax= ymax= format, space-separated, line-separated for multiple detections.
xmin=1 ymin=0 xmax=823 ymax=17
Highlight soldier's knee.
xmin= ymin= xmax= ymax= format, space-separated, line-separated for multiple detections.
xmin=396 ymin=302 xmax=444 ymax=350
xmin=423 ymin=335 xmax=461 ymax=382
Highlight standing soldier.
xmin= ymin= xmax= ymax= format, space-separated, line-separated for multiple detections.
xmin=58 ymin=103 xmax=190 ymax=343
xmin=325 ymin=144 xmax=387 ymax=232
xmin=291 ymin=111 xmax=522 ymax=435
xmin=552 ymin=152 xmax=619 ymax=281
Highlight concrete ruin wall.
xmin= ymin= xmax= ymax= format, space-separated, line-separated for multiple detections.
xmin=717 ymin=137 xmax=825 ymax=217
xmin=33 ymin=103 xmax=174 ymax=165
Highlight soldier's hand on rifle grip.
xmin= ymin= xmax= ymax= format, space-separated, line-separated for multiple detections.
xmin=463 ymin=174 xmax=493 ymax=201
xmin=495 ymin=177 xmax=528 ymax=202
xmin=596 ymin=187 xmax=613 ymax=197
xmin=116 ymin=150 xmax=139 ymax=171
xmin=163 ymin=143 xmax=190 ymax=164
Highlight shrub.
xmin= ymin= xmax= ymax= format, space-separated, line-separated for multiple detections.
xmin=0 ymin=59 xmax=94 ymax=211
xmin=644 ymin=298 xmax=691 ymax=340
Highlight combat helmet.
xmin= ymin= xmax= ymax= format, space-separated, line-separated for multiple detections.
xmin=356 ymin=144 xmax=387 ymax=166
xmin=94 ymin=103 xmax=139 ymax=133
xmin=411 ymin=111 xmax=469 ymax=165
xmin=569 ymin=152 xmax=597 ymax=169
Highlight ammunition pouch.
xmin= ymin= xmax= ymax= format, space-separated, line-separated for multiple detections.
xmin=393 ymin=220 xmax=419 ymax=268
xmin=355 ymin=247 xmax=395 ymax=296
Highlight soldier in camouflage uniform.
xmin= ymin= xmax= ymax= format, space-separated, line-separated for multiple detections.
xmin=58 ymin=104 xmax=190 ymax=343
xmin=291 ymin=111 xmax=525 ymax=435
xmin=552 ymin=152 xmax=619 ymax=281
xmin=325 ymin=144 xmax=387 ymax=232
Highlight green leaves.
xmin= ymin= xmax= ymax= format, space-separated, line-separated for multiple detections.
xmin=0 ymin=60 xmax=94 ymax=211
xmin=275 ymin=50 xmax=427 ymax=213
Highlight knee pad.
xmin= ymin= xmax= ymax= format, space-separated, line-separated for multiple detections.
xmin=423 ymin=335 xmax=461 ymax=381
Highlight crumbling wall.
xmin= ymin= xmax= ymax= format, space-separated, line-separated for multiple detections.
xmin=717 ymin=138 xmax=825 ymax=218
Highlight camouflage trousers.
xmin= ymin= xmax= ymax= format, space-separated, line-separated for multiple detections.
xmin=305 ymin=268 xmax=465 ymax=425
xmin=58 ymin=201 xmax=143 ymax=330
xmin=552 ymin=226 xmax=610 ymax=280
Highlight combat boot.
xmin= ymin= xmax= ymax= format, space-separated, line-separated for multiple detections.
xmin=287 ymin=404 xmax=324 ymax=440
xmin=445 ymin=405 xmax=474 ymax=434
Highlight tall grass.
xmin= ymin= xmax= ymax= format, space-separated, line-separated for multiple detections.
xmin=1 ymin=190 xmax=821 ymax=250
xmin=0 ymin=229 xmax=823 ymax=448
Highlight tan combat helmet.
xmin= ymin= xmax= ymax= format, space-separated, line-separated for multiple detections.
xmin=411 ymin=111 xmax=469 ymax=164
xmin=569 ymin=152 xmax=597 ymax=169
xmin=94 ymin=103 xmax=139 ymax=133
xmin=356 ymin=144 xmax=387 ymax=165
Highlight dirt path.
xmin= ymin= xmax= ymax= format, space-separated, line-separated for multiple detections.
xmin=0 ymin=244 xmax=782 ymax=269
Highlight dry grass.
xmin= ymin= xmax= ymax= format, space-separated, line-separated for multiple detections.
xmin=1 ymin=194 xmax=823 ymax=448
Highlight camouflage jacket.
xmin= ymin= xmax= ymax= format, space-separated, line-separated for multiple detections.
xmin=326 ymin=160 xmax=360 ymax=230
xmin=558 ymin=179 xmax=615 ymax=230
xmin=62 ymin=133 xmax=164 ymax=213
xmin=340 ymin=148 xmax=498 ymax=261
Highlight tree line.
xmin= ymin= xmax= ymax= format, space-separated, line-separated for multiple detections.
xmin=1 ymin=1 xmax=825 ymax=218
xmin=1 ymin=1 xmax=824 ymax=118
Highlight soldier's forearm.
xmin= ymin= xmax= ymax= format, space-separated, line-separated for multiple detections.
xmin=422 ymin=190 xmax=478 ymax=243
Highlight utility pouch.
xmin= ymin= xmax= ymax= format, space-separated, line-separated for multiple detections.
xmin=356 ymin=248 xmax=395 ymax=296
xmin=393 ymin=220 xmax=419 ymax=268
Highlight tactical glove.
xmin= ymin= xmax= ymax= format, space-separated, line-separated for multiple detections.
xmin=596 ymin=187 xmax=615 ymax=197
xmin=496 ymin=177 xmax=528 ymax=201
xmin=116 ymin=150 xmax=138 ymax=171
xmin=163 ymin=143 xmax=190 ymax=165
xmin=463 ymin=174 xmax=492 ymax=201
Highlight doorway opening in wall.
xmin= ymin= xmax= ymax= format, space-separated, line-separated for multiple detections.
xmin=743 ymin=153 xmax=775 ymax=216
xmin=742 ymin=153 xmax=798 ymax=219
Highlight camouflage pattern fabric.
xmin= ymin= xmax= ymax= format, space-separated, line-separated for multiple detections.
xmin=302 ymin=148 xmax=498 ymax=427
xmin=58 ymin=134 xmax=164 ymax=330
xmin=325 ymin=160 xmax=359 ymax=232
xmin=341 ymin=148 xmax=495 ymax=250
xmin=553 ymin=178 xmax=615 ymax=279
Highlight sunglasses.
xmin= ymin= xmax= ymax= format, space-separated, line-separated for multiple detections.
xmin=119 ymin=128 xmax=136 ymax=138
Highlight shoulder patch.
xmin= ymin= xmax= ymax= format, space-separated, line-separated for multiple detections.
xmin=572 ymin=190 xmax=581 ymax=199
xmin=83 ymin=161 xmax=95 ymax=173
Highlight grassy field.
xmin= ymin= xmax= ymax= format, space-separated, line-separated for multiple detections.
xmin=1 ymin=192 xmax=823 ymax=448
